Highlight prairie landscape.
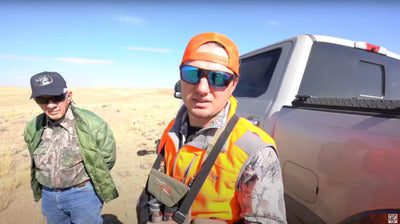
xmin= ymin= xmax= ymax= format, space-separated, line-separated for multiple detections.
xmin=0 ymin=87 xmax=181 ymax=224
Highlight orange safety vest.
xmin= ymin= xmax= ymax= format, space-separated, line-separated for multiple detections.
xmin=158 ymin=97 xmax=276 ymax=223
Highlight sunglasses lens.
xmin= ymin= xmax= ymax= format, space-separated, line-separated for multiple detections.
xmin=35 ymin=97 xmax=47 ymax=104
xmin=181 ymin=66 xmax=200 ymax=84
xmin=53 ymin=94 xmax=66 ymax=102
xmin=209 ymin=71 xmax=234 ymax=88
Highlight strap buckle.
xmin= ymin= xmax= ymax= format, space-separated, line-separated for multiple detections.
xmin=173 ymin=211 xmax=186 ymax=224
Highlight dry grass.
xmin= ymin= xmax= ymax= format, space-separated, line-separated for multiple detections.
xmin=0 ymin=87 xmax=181 ymax=224
xmin=0 ymin=99 xmax=32 ymax=212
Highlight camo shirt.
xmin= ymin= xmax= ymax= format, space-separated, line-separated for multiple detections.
xmin=33 ymin=106 xmax=90 ymax=188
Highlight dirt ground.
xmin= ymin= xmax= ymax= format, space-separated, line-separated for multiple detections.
xmin=0 ymin=87 xmax=181 ymax=224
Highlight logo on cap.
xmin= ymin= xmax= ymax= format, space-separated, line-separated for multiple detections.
xmin=34 ymin=75 xmax=53 ymax=86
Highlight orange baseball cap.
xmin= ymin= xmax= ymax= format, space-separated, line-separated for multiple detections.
xmin=181 ymin=32 xmax=240 ymax=75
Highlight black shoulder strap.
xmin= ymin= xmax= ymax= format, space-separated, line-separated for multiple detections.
xmin=152 ymin=147 xmax=164 ymax=169
xmin=173 ymin=114 xmax=240 ymax=223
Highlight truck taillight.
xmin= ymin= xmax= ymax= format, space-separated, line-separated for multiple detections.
xmin=355 ymin=41 xmax=387 ymax=55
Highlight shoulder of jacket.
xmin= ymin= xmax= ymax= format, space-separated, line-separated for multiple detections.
xmin=72 ymin=105 xmax=97 ymax=117
xmin=25 ymin=113 xmax=45 ymax=132
xmin=159 ymin=119 xmax=176 ymax=144
xmin=72 ymin=105 xmax=104 ymax=125
xmin=233 ymin=118 xmax=276 ymax=156
xmin=24 ymin=113 xmax=45 ymax=142
xmin=237 ymin=118 xmax=275 ymax=140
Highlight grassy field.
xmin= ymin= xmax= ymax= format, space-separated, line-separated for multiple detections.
xmin=0 ymin=87 xmax=181 ymax=224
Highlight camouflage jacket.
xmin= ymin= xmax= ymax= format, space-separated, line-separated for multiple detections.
xmin=24 ymin=105 xmax=118 ymax=202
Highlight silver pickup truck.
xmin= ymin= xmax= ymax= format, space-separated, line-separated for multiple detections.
xmin=233 ymin=34 xmax=400 ymax=224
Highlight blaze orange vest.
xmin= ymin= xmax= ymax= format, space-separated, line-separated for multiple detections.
xmin=158 ymin=97 xmax=276 ymax=223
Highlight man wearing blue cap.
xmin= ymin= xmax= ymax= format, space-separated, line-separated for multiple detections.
xmin=24 ymin=71 xmax=118 ymax=224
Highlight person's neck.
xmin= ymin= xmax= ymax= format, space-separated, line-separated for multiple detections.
xmin=46 ymin=114 xmax=65 ymax=126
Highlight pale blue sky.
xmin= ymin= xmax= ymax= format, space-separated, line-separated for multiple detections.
xmin=1 ymin=0 xmax=399 ymax=88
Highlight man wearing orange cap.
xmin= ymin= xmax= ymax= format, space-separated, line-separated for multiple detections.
xmin=143 ymin=32 xmax=286 ymax=224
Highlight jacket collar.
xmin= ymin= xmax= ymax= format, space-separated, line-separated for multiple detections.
xmin=169 ymin=96 xmax=237 ymax=148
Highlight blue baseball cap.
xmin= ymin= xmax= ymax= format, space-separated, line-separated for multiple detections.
xmin=30 ymin=71 xmax=67 ymax=99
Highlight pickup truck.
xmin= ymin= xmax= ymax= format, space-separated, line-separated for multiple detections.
xmin=174 ymin=34 xmax=400 ymax=223
xmin=233 ymin=34 xmax=400 ymax=224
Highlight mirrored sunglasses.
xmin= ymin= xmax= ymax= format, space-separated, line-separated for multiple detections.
xmin=180 ymin=65 xmax=236 ymax=88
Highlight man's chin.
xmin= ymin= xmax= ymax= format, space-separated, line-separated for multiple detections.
xmin=190 ymin=108 xmax=219 ymax=123
xmin=190 ymin=108 xmax=210 ymax=118
xmin=46 ymin=113 xmax=62 ymax=120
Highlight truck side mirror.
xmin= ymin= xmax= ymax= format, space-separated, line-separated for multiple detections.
xmin=174 ymin=80 xmax=182 ymax=99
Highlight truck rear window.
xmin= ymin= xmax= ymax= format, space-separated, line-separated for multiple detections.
xmin=298 ymin=42 xmax=400 ymax=100
xmin=234 ymin=48 xmax=281 ymax=97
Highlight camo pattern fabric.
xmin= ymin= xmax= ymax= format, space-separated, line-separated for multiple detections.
xmin=33 ymin=107 xmax=90 ymax=188
xmin=237 ymin=146 xmax=287 ymax=224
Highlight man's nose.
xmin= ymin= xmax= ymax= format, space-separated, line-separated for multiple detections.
xmin=46 ymin=100 xmax=58 ymax=108
xmin=196 ymin=76 xmax=210 ymax=94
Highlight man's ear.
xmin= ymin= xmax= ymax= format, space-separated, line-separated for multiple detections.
xmin=233 ymin=76 xmax=239 ymax=86
xmin=67 ymin=91 xmax=73 ymax=101
xmin=227 ymin=78 xmax=238 ymax=96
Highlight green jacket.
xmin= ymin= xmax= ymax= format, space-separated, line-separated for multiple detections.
xmin=24 ymin=105 xmax=119 ymax=202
